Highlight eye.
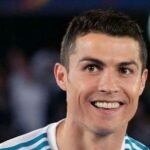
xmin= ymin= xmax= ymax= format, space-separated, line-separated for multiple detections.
xmin=119 ymin=67 xmax=133 ymax=75
xmin=84 ymin=64 xmax=99 ymax=72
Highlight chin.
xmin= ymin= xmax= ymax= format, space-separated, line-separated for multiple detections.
xmin=97 ymin=129 xmax=115 ymax=137
xmin=91 ymin=126 xmax=115 ymax=137
xmin=89 ymin=121 xmax=120 ymax=137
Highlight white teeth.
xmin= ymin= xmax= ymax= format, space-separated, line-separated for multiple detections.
xmin=93 ymin=102 xmax=120 ymax=109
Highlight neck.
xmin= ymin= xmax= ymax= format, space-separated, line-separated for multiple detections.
xmin=56 ymin=119 xmax=127 ymax=150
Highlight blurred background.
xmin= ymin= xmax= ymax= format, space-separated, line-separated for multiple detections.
xmin=0 ymin=0 xmax=149 ymax=146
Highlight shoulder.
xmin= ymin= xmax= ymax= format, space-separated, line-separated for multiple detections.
xmin=0 ymin=125 xmax=51 ymax=150
xmin=125 ymin=135 xmax=150 ymax=150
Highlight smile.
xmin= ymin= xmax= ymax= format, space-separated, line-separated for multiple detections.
xmin=91 ymin=101 xmax=122 ymax=109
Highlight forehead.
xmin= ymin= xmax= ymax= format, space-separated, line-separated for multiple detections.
xmin=71 ymin=33 xmax=141 ymax=64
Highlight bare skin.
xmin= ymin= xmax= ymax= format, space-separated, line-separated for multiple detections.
xmin=56 ymin=120 xmax=126 ymax=150
xmin=54 ymin=33 xmax=148 ymax=150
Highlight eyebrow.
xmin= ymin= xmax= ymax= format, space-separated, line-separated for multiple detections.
xmin=78 ymin=57 xmax=106 ymax=66
xmin=118 ymin=61 xmax=139 ymax=69
xmin=78 ymin=56 xmax=139 ymax=69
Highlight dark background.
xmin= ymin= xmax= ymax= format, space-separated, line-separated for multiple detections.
xmin=0 ymin=0 xmax=150 ymax=146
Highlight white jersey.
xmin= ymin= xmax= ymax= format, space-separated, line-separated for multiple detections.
xmin=0 ymin=120 xmax=149 ymax=150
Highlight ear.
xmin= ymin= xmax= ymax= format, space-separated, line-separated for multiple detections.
xmin=139 ymin=69 xmax=148 ymax=95
xmin=54 ymin=63 xmax=67 ymax=91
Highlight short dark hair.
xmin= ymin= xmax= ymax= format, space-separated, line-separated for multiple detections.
xmin=60 ymin=9 xmax=147 ymax=71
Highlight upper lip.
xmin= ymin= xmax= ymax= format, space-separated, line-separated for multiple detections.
xmin=90 ymin=99 xmax=125 ymax=105
xmin=89 ymin=94 xmax=127 ymax=104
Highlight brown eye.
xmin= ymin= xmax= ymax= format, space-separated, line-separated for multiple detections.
xmin=86 ymin=65 xmax=98 ymax=72
xmin=119 ymin=67 xmax=132 ymax=75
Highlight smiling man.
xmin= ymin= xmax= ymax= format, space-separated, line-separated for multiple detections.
xmin=0 ymin=9 xmax=149 ymax=150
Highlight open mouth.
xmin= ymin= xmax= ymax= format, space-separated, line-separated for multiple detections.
xmin=91 ymin=101 xmax=124 ymax=109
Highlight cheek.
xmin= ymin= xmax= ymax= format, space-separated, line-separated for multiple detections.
xmin=67 ymin=72 xmax=96 ymax=93
xmin=123 ymin=78 xmax=142 ymax=112
xmin=122 ymin=84 xmax=140 ymax=122
xmin=67 ymin=81 xmax=90 ymax=103
xmin=66 ymin=77 xmax=84 ymax=107
xmin=131 ymin=79 xmax=142 ymax=98
xmin=66 ymin=84 xmax=87 ymax=118
xmin=123 ymin=75 xmax=142 ymax=97
xmin=66 ymin=76 xmax=94 ymax=110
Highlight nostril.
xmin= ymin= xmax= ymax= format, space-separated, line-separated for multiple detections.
xmin=99 ymin=89 xmax=118 ymax=94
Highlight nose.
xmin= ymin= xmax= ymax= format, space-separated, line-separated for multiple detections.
xmin=98 ymin=70 xmax=119 ymax=94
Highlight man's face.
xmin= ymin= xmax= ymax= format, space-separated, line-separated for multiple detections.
xmin=55 ymin=33 xmax=148 ymax=135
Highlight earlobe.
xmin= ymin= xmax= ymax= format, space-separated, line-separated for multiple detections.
xmin=54 ymin=63 xmax=67 ymax=91
xmin=139 ymin=69 xmax=148 ymax=95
